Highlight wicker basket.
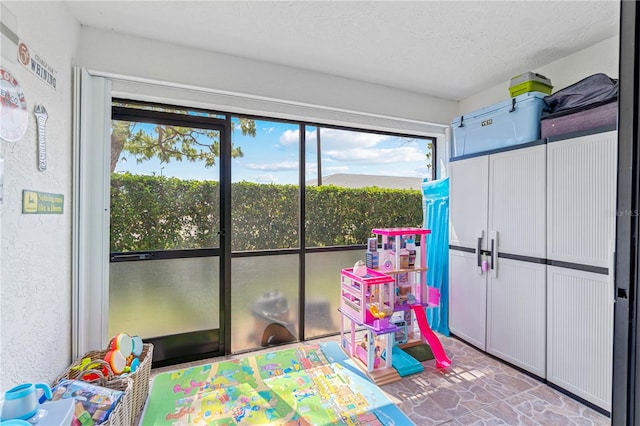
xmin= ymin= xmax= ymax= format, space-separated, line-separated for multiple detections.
xmin=54 ymin=343 xmax=153 ymax=424
xmin=129 ymin=343 xmax=153 ymax=422
xmin=92 ymin=375 xmax=133 ymax=426
xmin=53 ymin=361 xmax=133 ymax=426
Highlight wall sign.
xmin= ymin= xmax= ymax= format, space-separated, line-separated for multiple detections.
xmin=34 ymin=104 xmax=48 ymax=171
xmin=0 ymin=67 xmax=28 ymax=142
xmin=17 ymin=41 xmax=57 ymax=90
xmin=22 ymin=190 xmax=64 ymax=214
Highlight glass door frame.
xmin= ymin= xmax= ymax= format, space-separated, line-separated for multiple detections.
xmin=613 ymin=0 xmax=640 ymax=421
xmin=110 ymin=102 xmax=231 ymax=367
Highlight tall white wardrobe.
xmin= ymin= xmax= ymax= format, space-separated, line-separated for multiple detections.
xmin=448 ymin=127 xmax=617 ymax=412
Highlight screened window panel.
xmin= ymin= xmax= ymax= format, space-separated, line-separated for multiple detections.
xmin=230 ymin=118 xmax=300 ymax=251
xmin=110 ymin=118 xmax=221 ymax=252
xmin=230 ymin=255 xmax=299 ymax=353
xmin=304 ymin=250 xmax=365 ymax=339
xmin=305 ymin=126 xmax=430 ymax=247
xmin=108 ymin=257 xmax=220 ymax=338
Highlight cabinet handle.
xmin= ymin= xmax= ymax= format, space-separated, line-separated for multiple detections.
xmin=477 ymin=236 xmax=482 ymax=267
xmin=490 ymin=238 xmax=495 ymax=270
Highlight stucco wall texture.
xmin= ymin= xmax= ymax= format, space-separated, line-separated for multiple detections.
xmin=1 ymin=2 xmax=79 ymax=389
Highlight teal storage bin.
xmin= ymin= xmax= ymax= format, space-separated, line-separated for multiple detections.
xmin=450 ymin=91 xmax=547 ymax=158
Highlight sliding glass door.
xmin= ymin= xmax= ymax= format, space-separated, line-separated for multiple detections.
xmin=228 ymin=118 xmax=301 ymax=353
xmin=104 ymin=101 xmax=436 ymax=363
xmin=109 ymin=102 xmax=227 ymax=365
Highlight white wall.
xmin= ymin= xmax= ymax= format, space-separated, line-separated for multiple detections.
xmin=77 ymin=27 xmax=458 ymax=128
xmin=460 ymin=36 xmax=620 ymax=115
xmin=0 ymin=2 xmax=79 ymax=389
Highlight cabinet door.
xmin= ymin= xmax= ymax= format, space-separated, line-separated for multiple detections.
xmin=449 ymin=156 xmax=489 ymax=250
xmin=449 ymin=249 xmax=486 ymax=350
xmin=488 ymin=144 xmax=546 ymax=259
xmin=546 ymin=266 xmax=613 ymax=411
xmin=547 ymin=131 xmax=617 ymax=267
xmin=486 ymin=258 xmax=546 ymax=377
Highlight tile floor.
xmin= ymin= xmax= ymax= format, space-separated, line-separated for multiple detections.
xmin=150 ymin=334 xmax=610 ymax=425
xmin=380 ymin=336 xmax=610 ymax=425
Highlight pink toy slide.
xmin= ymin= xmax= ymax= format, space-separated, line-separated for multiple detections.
xmin=411 ymin=305 xmax=452 ymax=368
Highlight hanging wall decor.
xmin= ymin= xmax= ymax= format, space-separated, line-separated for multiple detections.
xmin=0 ymin=66 xmax=28 ymax=143
xmin=17 ymin=41 xmax=57 ymax=90
xmin=34 ymin=104 xmax=48 ymax=171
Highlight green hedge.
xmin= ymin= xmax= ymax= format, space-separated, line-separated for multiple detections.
xmin=110 ymin=173 xmax=423 ymax=252
xmin=305 ymin=185 xmax=423 ymax=246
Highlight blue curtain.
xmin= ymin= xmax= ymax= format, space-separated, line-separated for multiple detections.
xmin=423 ymin=177 xmax=450 ymax=336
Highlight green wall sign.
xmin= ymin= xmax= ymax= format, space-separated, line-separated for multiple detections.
xmin=22 ymin=190 xmax=63 ymax=214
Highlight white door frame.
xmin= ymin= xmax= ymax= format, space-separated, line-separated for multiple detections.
xmin=72 ymin=68 xmax=111 ymax=358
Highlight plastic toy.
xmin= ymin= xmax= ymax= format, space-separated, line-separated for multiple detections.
xmin=339 ymin=265 xmax=398 ymax=383
xmin=70 ymin=358 xmax=110 ymax=381
xmin=105 ymin=333 xmax=142 ymax=375
xmin=339 ymin=227 xmax=451 ymax=384
xmin=131 ymin=335 xmax=144 ymax=357
xmin=105 ymin=349 xmax=127 ymax=375
xmin=353 ymin=260 xmax=367 ymax=277
xmin=108 ymin=333 xmax=132 ymax=355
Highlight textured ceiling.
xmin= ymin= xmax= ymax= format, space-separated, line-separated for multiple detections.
xmin=63 ymin=1 xmax=620 ymax=101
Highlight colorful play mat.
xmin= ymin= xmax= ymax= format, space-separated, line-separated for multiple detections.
xmin=140 ymin=342 xmax=414 ymax=425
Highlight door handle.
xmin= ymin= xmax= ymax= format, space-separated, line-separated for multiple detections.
xmin=476 ymin=230 xmax=485 ymax=275
xmin=110 ymin=253 xmax=153 ymax=262
xmin=489 ymin=231 xmax=498 ymax=278
xmin=490 ymin=238 xmax=495 ymax=270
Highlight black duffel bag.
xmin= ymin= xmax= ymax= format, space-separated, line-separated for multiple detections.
xmin=543 ymin=73 xmax=618 ymax=115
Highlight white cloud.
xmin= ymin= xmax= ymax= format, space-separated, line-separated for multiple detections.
xmin=282 ymin=128 xmax=397 ymax=150
xmin=279 ymin=130 xmax=299 ymax=146
xmin=280 ymin=128 xmax=316 ymax=146
xmin=246 ymin=161 xmax=298 ymax=171
xmin=325 ymin=145 xmax=423 ymax=164
xmin=305 ymin=162 xmax=318 ymax=175
xmin=253 ymin=173 xmax=279 ymax=184
xmin=320 ymin=128 xmax=389 ymax=150
xmin=282 ymin=128 xmax=428 ymax=169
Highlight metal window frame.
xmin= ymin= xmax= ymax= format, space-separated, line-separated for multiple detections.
xmin=109 ymin=99 xmax=434 ymax=361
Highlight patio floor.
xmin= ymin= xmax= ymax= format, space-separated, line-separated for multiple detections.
xmin=150 ymin=333 xmax=610 ymax=425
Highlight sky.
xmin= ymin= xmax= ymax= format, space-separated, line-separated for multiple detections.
xmin=114 ymin=118 xmax=432 ymax=185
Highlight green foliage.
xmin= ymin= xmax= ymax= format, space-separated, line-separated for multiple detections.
xmin=110 ymin=174 xmax=423 ymax=252
xmin=231 ymin=182 xmax=300 ymax=251
xmin=110 ymin=114 xmax=255 ymax=172
xmin=123 ymin=125 xmax=227 ymax=167
xmin=305 ymin=185 xmax=423 ymax=246
xmin=110 ymin=173 xmax=220 ymax=251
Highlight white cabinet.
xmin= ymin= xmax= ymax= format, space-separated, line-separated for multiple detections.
xmin=449 ymin=154 xmax=489 ymax=349
xmin=449 ymin=249 xmax=486 ymax=349
xmin=449 ymin=129 xmax=616 ymax=411
xmin=449 ymin=143 xmax=547 ymax=375
xmin=449 ymin=154 xmax=488 ymax=251
xmin=486 ymin=258 xmax=546 ymax=377
xmin=547 ymin=266 xmax=613 ymax=411
xmin=546 ymin=130 xmax=617 ymax=411
xmin=547 ymin=131 xmax=617 ymax=268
